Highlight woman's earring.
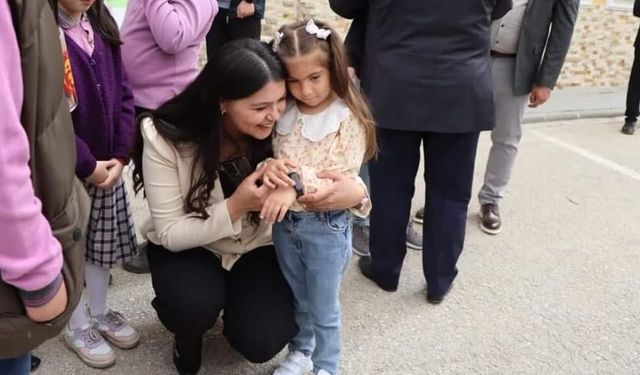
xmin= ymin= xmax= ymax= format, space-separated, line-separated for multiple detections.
xmin=220 ymin=107 xmax=226 ymax=116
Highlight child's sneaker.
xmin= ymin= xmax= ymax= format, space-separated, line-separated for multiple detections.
xmin=92 ymin=309 xmax=140 ymax=349
xmin=64 ymin=324 xmax=116 ymax=368
xmin=316 ymin=370 xmax=332 ymax=375
xmin=273 ymin=351 xmax=313 ymax=375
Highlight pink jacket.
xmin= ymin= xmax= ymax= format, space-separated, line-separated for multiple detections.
xmin=0 ymin=1 xmax=63 ymax=297
xmin=121 ymin=0 xmax=218 ymax=110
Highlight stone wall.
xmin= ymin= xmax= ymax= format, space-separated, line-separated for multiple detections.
xmin=559 ymin=2 xmax=639 ymax=87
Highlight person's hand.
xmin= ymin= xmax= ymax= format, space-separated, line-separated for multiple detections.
xmin=297 ymin=170 xmax=365 ymax=211
xmin=86 ymin=160 xmax=116 ymax=185
xmin=263 ymin=159 xmax=298 ymax=189
xmin=25 ymin=280 xmax=67 ymax=323
xmin=95 ymin=159 xmax=125 ymax=190
xmin=236 ymin=1 xmax=256 ymax=18
xmin=260 ymin=187 xmax=296 ymax=224
xmin=227 ymin=165 xmax=271 ymax=222
xmin=528 ymin=85 xmax=552 ymax=108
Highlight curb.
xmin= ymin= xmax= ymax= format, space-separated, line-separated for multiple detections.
xmin=523 ymin=109 xmax=624 ymax=124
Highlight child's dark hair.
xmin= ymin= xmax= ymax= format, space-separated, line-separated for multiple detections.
xmin=273 ymin=19 xmax=377 ymax=160
xmin=86 ymin=0 xmax=121 ymax=45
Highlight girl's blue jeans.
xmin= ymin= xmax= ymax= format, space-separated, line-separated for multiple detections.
xmin=273 ymin=210 xmax=352 ymax=375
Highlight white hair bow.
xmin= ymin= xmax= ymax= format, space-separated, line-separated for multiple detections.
xmin=272 ymin=32 xmax=284 ymax=52
xmin=305 ymin=20 xmax=331 ymax=40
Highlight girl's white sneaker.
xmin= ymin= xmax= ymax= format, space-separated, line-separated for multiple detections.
xmin=273 ymin=351 xmax=313 ymax=375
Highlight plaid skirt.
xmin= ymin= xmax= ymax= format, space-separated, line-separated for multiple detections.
xmin=84 ymin=178 xmax=136 ymax=267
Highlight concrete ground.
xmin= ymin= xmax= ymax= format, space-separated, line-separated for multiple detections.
xmin=34 ymin=116 xmax=640 ymax=374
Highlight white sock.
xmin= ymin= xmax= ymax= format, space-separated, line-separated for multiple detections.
xmin=85 ymin=263 xmax=110 ymax=317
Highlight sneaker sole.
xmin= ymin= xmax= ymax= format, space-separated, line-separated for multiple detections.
xmin=63 ymin=335 xmax=116 ymax=369
xmin=352 ymin=246 xmax=370 ymax=257
xmin=101 ymin=332 xmax=141 ymax=350
xmin=406 ymin=241 xmax=422 ymax=250
xmin=478 ymin=212 xmax=502 ymax=235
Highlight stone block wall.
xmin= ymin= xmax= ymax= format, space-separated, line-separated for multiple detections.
xmin=559 ymin=2 xmax=639 ymax=87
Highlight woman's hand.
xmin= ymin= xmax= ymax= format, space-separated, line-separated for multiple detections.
xmin=227 ymin=165 xmax=271 ymax=222
xmin=263 ymin=158 xmax=298 ymax=189
xmin=95 ymin=159 xmax=125 ymax=190
xmin=297 ymin=170 xmax=365 ymax=211
xmin=260 ymin=187 xmax=296 ymax=224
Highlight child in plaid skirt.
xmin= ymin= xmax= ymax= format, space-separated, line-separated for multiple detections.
xmin=58 ymin=0 xmax=139 ymax=369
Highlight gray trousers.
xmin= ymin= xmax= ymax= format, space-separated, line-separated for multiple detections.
xmin=478 ymin=56 xmax=529 ymax=205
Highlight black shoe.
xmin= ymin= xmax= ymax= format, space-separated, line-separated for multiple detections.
xmin=426 ymin=283 xmax=453 ymax=305
xmin=123 ymin=242 xmax=150 ymax=274
xmin=173 ymin=334 xmax=203 ymax=375
xmin=30 ymin=355 xmax=41 ymax=372
xmin=358 ymin=256 xmax=397 ymax=292
xmin=480 ymin=203 xmax=502 ymax=235
xmin=622 ymin=120 xmax=636 ymax=135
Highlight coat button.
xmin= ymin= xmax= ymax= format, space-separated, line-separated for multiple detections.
xmin=72 ymin=228 xmax=82 ymax=241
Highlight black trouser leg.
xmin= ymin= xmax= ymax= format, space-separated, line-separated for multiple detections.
xmin=227 ymin=15 xmax=262 ymax=40
xmin=625 ymin=47 xmax=640 ymax=122
xmin=422 ymin=131 xmax=480 ymax=296
xmin=206 ymin=8 xmax=230 ymax=60
xmin=368 ymin=128 xmax=422 ymax=290
xmin=147 ymin=243 xmax=226 ymax=371
xmin=223 ymin=246 xmax=296 ymax=363
xmin=147 ymin=243 xmax=226 ymax=337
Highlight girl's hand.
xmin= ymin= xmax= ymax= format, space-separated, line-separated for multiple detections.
xmin=86 ymin=160 xmax=117 ymax=186
xmin=298 ymin=170 xmax=365 ymax=211
xmin=95 ymin=159 xmax=125 ymax=190
xmin=25 ymin=280 xmax=67 ymax=323
xmin=260 ymin=187 xmax=296 ymax=224
xmin=227 ymin=165 xmax=271 ymax=222
xmin=263 ymin=159 xmax=299 ymax=189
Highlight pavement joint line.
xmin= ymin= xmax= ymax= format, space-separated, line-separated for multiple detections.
xmin=530 ymin=129 xmax=640 ymax=182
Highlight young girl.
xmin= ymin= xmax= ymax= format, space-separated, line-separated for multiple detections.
xmin=58 ymin=0 xmax=139 ymax=368
xmin=262 ymin=19 xmax=376 ymax=375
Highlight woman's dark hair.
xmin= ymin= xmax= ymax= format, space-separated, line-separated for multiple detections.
xmin=131 ymin=38 xmax=286 ymax=219
xmin=87 ymin=0 xmax=121 ymax=45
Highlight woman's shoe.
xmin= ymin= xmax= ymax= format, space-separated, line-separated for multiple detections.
xmin=173 ymin=334 xmax=203 ymax=375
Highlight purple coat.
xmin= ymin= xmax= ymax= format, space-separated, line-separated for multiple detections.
xmin=66 ymin=32 xmax=135 ymax=178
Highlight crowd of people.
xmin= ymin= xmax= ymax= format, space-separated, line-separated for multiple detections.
xmin=0 ymin=0 xmax=583 ymax=374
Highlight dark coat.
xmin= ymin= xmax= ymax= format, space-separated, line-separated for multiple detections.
xmin=331 ymin=0 xmax=513 ymax=133
xmin=512 ymin=0 xmax=579 ymax=95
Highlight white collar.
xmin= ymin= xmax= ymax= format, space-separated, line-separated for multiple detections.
xmin=276 ymin=98 xmax=350 ymax=142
